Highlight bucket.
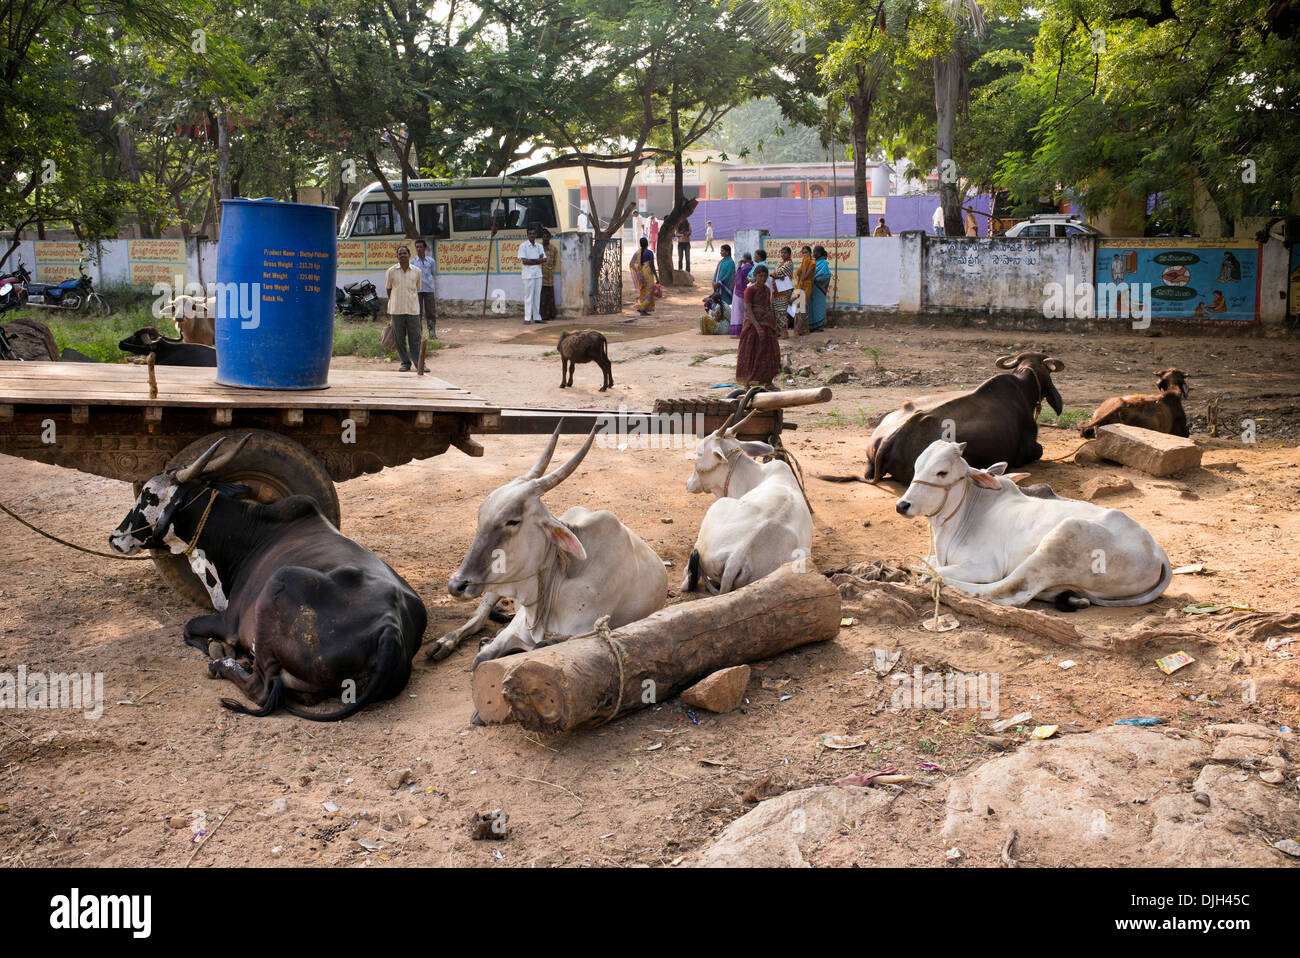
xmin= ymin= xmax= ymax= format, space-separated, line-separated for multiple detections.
xmin=214 ymin=198 xmax=337 ymax=389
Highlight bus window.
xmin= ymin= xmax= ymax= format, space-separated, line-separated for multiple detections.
xmin=353 ymin=200 xmax=397 ymax=236
xmin=451 ymin=197 xmax=494 ymax=233
xmin=419 ymin=202 xmax=450 ymax=239
xmin=451 ymin=195 xmax=557 ymax=233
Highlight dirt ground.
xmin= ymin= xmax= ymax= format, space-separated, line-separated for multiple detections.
xmin=1 ymin=277 xmax=1298 ymax=867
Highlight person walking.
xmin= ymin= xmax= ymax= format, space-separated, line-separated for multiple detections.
xmin=518 ymin=226 xmax=546 ymax=324
xmin=793 ymin=246 xmax=814 ymax=335
xmin=932 ymin=205 xmax=945 ymax=236
xmin=385 ymin=244 xmax=423 ymax=372
xmin=629 ymin=236 xmax=658 ymax=315
xmin=413 ymin=239 xmax=438 ymax=339
xmin=675 ymin=218 xmax=692 ymax=272
xmin=704 ymin=220 xmax=715 ymax=252
xmin=539 ymin=229 xmax=559 ymax=322
xmin=873 ymin=218 xmax=891 ymax=237
xmin=648 ymin=215 xmax=660 ymax=252
xmin=736 ymin=264 xmax=781 ymax=387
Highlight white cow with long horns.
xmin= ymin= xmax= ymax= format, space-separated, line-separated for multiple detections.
xmin=895 ymin=440 xmax=1171 ymax=609
xmin=439 ymin=424 xmax=667 ymax=666
xmin=681 ymin=407 xmax=814 ymax=595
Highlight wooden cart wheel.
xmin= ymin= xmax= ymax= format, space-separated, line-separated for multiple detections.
xmin=150 ymin=428 xmax=341 ymax=609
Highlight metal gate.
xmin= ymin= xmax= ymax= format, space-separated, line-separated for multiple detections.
xmin=590 ymin=237 xmax=622 ymax=314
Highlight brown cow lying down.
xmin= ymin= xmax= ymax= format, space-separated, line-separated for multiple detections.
xmin=1079 ymin=368 xmax=1189 ymax=439
xmin=859 ymin=353 xmax=1067 ymax=485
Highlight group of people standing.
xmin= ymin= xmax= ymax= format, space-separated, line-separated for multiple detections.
xmin=708 ymin=242 xmax=832 ymax=387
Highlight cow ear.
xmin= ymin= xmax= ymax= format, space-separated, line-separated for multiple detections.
xmin=739 ymin=441 xmax=773 ymax=458
xmin=711 ymin=445 xmax=729 ymax=465
xmin=970 ymin=470 xmax=1001 ymax=489
xmin=955 ymin=441 xmax=967 ymax=454
xmin=1006 ymin=472 xmax=1030 ymax=483
xmin=987 ymin=462 xmax=1008 ymax=475
xmin=543 ymin=518 xmax=587 ymax=560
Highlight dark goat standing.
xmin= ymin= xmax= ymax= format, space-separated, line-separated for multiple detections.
xmin=119 ymin=326 xmax=217 ymax=367
xmin=864 ymin=353 xmax=1066 ymax=485
xmin=557 ymin=329 xmax=613 ymax=391
xmin=1079 ymin=367 xmax=1189 ymax=439
xmin=108 ymin=437 xmax=426 ymax=720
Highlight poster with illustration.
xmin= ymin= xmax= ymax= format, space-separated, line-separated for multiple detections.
xmin=1095 ymin=238 xmax=1260 ymax=323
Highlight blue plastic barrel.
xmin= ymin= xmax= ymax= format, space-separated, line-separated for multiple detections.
xmin=214 ymin=198 xmax=337 ymax=389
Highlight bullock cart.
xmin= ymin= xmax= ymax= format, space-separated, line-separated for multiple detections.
xmin=0 ymin=361 xmax=829 ymax=606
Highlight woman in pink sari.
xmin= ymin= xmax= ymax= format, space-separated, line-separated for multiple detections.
xmin=736 ymin=265 xmax=781 ymax=387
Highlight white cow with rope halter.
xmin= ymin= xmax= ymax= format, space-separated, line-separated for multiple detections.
xmin=441 ymin=422 xmax=667 ymax=666
xmin=681 ymin=400 xmax=814 ymax=595
xmin=896 ymin=440 xmax=1171 ymax=610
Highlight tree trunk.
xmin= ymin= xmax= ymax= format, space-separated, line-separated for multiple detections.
xmin=850 ymin=68 xmax=872 ymax=237
xmin=934 ymin=53 xmax=963 ymax=236
xmin=471 ymin=564 xmax=841 ymax=732
xmin=216 ymin=107 xmax=232 ymax=202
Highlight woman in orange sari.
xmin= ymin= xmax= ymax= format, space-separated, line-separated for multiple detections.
xmin=629 ymin=236 xmax=657 ymax=314
xmin=736 ymin=265 xmax=781 ymax=387
xmin=793 ymin=245 xmax=814 ymax=335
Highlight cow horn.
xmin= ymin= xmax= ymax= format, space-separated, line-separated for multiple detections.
xmin=202 ymin=433 xmax=251 ymax=474
xmin=994 ymin=354 xmax=1021 ymax=369
xmin=523 ymin=422 xmax=563 ymax=479
xmin=1044 ymin=358 xmax=1065 ymax=372
xmin=535 ymin=422 xmax=599 ymax=493
xmin=725 ymin=410 xmax=759 ymax=437
xmin=175 ymin=438 xmax=226 ymax=483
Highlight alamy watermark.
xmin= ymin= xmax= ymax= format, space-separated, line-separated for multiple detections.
xmin=150 ymin=278 xmax=262 ymax=329
xmin=0 ymin=665 xmax=103 ymax=720
xmin=594 ymin=403 xmax=708 ymax=453
xmin=891 ymin=666 xmax=999 ymax=719
xmin=1043 ymin=277 xmax=1152 ymax=328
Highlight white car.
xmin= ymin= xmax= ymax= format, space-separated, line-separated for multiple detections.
xmin=1003 ymin=214 xmax=1100 ymax=238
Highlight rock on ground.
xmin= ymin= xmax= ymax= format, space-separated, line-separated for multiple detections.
xmin=692 ymin=785 xmax=893 ymax=867
xmin=1094 ymin=424 xmax=1203 ymax=477
xmin=1081 ymin=476 xmax=1136 ymax=500
xmin=681 ymin=665 xmax=751 ymax=713
xmin=689 ymin=724 xmax=1299 ymax=867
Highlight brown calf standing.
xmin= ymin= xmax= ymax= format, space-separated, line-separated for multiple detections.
xmin=1080 ymin=367 xmax=1189 ymax=438
xmin=558 ymin=329 xmax=614 ymax=391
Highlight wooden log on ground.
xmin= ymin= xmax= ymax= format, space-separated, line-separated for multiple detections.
xmin=472 ymin=563 xmax=841 ymax=733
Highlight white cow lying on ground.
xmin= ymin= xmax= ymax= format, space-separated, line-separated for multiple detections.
xmin=440 ymin=424 xmax=667 ymax=666
xmin=682 ymin=410 xmax=814 ymax=594
xmin=895 ymin=440 xmax=1171 ymax=609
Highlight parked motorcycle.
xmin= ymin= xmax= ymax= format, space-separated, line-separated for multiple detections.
xmin=23 ymin=268 xmax=111 ymax=316
xmin=335 ymin=279 xmax=380 ymax=319
xmin=0 ymin=263 xmax=30 ymax=313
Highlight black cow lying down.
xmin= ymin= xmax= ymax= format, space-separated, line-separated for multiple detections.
xmin=109 ymin=435 xmax=426 ymax=720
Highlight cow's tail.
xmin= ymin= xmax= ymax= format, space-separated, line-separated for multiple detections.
xmin=683 ymin=549 xmax=701 ymax=593
xmin=220 ymin=678 xmax=285 ymax=717
xmin=1083 ymin=560 xmax=1173 ymax=608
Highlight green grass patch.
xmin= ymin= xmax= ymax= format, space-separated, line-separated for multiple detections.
xmin=810 ymin=406 xmax=876 ymax=428
xmin=1038 ymin=407 xmax=1090 ymax=429
xmin=7 ymin=308 xmax=445 ymax=361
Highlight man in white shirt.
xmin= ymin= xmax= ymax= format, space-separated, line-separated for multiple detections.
xmin=932 ymin=205 xmax=946 ymax=235
xmin=518 ymin=226 xmax=546 ymax=324
xmin=385 ymin=245 xmax=422 ymax=372
xmin=413 ymin=239 xmax=437 ymax=339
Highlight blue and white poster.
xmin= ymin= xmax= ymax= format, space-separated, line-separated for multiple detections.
xmin=1095 ymin=238 xmax=1260 ymax=323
